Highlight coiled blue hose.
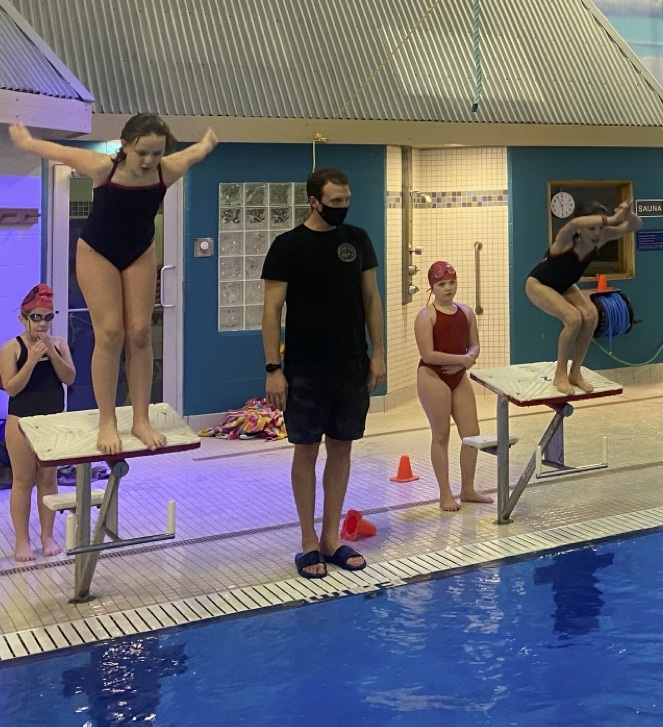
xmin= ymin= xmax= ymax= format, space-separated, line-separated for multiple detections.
xmin=596 ymin=292 xmax=631 ymax=349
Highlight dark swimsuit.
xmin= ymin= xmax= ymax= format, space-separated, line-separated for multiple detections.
xmin=528 ymin=237 xmax=598 ymax=294
xmin=418 ymin=305 xmax=469 ymax=391
xmin=7 ymin=337 xmax=65 ymax=417
xmin=79 ymin=161 xmax=167 ymax=271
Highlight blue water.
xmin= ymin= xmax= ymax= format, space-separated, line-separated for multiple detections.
xmin=2 ymin=532 xmax=663 ymax=726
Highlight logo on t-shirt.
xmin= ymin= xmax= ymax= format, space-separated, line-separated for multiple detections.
xmin=337 ymin=243 xmax=357 ymax=263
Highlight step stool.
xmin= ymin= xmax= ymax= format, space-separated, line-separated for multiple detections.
xmin=462 ymin=434 xmax=519 ymax=455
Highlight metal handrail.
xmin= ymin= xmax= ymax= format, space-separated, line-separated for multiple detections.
xmin=474 ymin=241 xmax=483 ymax=315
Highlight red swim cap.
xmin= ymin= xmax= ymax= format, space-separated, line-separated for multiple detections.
xmin=20 ymin=283 xmax=53 ymax=312
xmin=428 ymin=261 xmax=457 ymax=289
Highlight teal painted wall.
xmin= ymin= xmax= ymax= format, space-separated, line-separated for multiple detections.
xmin=509 ymin=147 xmax=663 ymax=369
xmin=183 ymin=144 xmax=386 ymax=415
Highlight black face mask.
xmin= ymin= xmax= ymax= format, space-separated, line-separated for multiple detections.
xmin=317 ymin=203 xmax=349 ymax=227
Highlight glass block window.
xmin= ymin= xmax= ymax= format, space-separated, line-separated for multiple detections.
xmin=218 ymin=182 xmax=310 ymax=331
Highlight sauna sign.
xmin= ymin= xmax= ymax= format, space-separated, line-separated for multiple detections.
xmin=635 ymin=200 xmax=663 ymax=216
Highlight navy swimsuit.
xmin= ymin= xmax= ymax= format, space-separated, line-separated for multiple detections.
xmin=80 ymin=161 xmax=167 ymax=271
xmin=528 ymin=237 xmax=598 ymax=294
xmin=7 ymin=337 xmax=65 ymax=417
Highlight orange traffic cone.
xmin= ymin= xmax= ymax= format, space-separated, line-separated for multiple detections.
xmin=340 ymin=509 xmax=377 ymax=541
xmin=596 ymin=274 xmax=608 ymax=292
xmin=389 ymin=455 xmax=420 ymax=483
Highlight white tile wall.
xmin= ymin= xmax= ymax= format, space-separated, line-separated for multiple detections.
xmin=385 ymin=146 xmax=509 ymax=407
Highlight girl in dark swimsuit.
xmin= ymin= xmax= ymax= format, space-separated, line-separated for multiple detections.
xmin=10 ymin=116 xmax=218 ymax=455
xmin=0 ymin=285 xmax=76 ymax=562
xmin=526 ymin=199 xmax=641 ymax=396
xmin=414 ymin=261 xmax=493 ymax=512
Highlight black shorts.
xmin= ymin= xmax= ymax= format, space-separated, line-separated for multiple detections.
xmin=284 ymin=357 xmax=370 ymax=444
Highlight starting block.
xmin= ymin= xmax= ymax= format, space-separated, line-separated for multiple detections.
xmin=470 ymin=362 xmax=622 ymax=524
xmin=19 ymin=403 xmax=200 ymax=602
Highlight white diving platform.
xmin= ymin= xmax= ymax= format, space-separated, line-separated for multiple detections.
xmin=20 ymin=403 xmax=200 ymax=602
xmin=470 ymin=363 xmax=622 ymax=524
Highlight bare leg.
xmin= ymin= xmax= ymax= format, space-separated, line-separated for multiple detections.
xmin=122 ymin=245 xmax=166 ymax=450
xmin=319 ymin=437 xmax=364 ymax=568
xmin=452 ymin=378 xmax=493 ymax=504
xmin=417 ymin=367 xmax=459 ymax=511
xmin=565 ymin=288 xmax=599 ymax=392
xmin=5 ymin=416 xmax=37 ymax=561
xmin=291 ymin=442 xmax=324 ymax=576
xmin=525 ymin=278 xmax=583 ymax=396
xmin=76 ymin=240 xmax=125 ymax=454
xmin=35 ymin=466 xmax=61 ymax=557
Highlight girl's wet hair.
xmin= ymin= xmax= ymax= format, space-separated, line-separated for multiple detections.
xmin=574 ymin=200 xmax=609 ymax=218
xmin=115 ymin=113 xmax=177 ymax=162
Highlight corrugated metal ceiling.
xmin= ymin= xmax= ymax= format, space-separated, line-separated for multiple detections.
xmin=0 ymin=3 xmax=84 ymax=98
xmin=8 ymin=0 xmax=663 ymax=126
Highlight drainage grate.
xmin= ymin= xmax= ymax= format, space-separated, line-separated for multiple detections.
xmin=2 ymin=506 xmax=663 ymax=662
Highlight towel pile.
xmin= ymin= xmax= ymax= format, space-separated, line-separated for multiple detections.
xmin=199 ymin=398 xmax=286 ymax=441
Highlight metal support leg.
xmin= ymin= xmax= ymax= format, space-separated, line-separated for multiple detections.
xmin=71 ymin=463 xmax=92 ymax=602
xmin=499 ymin=410 xmax=566 ymax=523
xmin=542 ymin=419 xmax=565 ymax=468
xmin=71 ymin=460 xmax=128 ymax=602
xmin=496 ymin=395 xmax=511 ymax=524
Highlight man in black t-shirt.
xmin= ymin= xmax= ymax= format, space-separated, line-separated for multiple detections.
xmin=261 ymin=167 xmax=386 ymax=579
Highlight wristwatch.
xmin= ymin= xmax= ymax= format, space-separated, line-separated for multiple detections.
xmin=265 ymin=363 xmax=282 ymax=373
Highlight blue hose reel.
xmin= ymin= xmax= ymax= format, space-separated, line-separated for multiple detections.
xmin=590 ymin=289 xmax=635 ymax=341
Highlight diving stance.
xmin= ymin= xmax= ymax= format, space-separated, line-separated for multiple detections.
xmin=9 ymin=116 xmax=218 ymax=454
xmin=526 ymin=199 xmax=641 ymax=396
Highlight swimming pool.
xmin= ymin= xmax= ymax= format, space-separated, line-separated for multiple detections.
xmin=2 ymin=530 xmax=662 ymax=726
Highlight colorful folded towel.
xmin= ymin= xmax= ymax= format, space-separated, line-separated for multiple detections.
xmin=198 ymin=398 xmax=286 ymax=441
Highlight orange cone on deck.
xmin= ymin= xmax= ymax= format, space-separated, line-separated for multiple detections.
xmin=389 ymin=455 xmax=420 ymax=482
xmin=596 ymin=274 xmax=608 ymax=291
xmin=340 ymin=509 xmax=377 ymax=541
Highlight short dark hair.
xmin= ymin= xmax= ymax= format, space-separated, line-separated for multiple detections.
xmin=574 ymin=200 xmax=609 ymax=218
xmin=115 ymin=113 xmax=177 ymax=162
xmin=306 ymin=167 xmax=350 ymax=200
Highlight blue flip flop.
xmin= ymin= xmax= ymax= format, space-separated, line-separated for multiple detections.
xmin=295 ymin=550 xmax=328 ymax=579
xmin=323 ymin=545 xmax=366 ymax=572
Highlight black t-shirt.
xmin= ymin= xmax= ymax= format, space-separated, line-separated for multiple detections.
xmin=261 ymin=223 xmax=378 ymax=365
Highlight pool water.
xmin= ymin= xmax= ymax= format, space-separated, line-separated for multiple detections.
xmin=2 ymin=531 xmax=663 ymax=726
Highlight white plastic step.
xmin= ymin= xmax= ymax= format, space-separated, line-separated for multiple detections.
xmin=43 ymin=489 xmax=106 ymax=512
xmin=462 ymin=434 xmax=519 ymax=450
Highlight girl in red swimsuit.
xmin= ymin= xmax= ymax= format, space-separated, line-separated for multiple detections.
xmin=10 ymin=116 xmax=218 ymax=455
xmin=415 ymin=262 xmax=493 ymax=512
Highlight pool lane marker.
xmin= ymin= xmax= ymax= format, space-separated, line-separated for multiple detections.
xmin=2 ymin=505 xmax=663 ymax=662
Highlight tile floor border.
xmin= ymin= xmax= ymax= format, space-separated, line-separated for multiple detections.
xmin=2 ymin=505 xmax=662 ymax=663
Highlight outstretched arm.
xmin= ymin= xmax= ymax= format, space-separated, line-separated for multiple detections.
xmin=555 ymin=199 xmax=641 ymax=249
xmin=602 ymin=199 xmax=642 ymax=243
xmin=8 ymin=123 xmax=110 ymax=180
xmin=161 ymin=128 xmax=218 ymax=185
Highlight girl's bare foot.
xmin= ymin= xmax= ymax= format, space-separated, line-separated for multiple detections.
xmin=440 ymin=493 xmax=461 ymax=511
xmin=568 ymin=373 xmax=593 ymax=392
xmin=460 ymin=488 xmax=494 ymax=504
xmin=41 ymin=536 xmax=62 ymax=557
xmin=14 ymin=541 xmax=35 ymax=562
xmin=97 ymin=420 xmax=122 ymax=455
xmin=132 ymin=421 xmax=167 ymax=451
xmin=553 ymin=373 xmax=575 ymax=396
